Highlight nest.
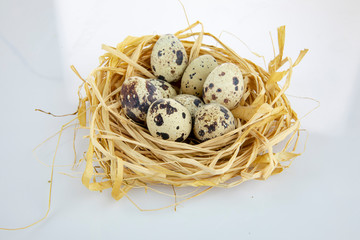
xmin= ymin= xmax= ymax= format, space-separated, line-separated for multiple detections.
xmin=75 ymin=21 xmax=308 ymax=202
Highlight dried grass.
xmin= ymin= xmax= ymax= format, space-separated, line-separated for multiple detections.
xmin=76 ymin=21 xmax=308 ymax=202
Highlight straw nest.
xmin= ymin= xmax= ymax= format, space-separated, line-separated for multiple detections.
xmin=74 ymin=22 xmax=308 ymax=202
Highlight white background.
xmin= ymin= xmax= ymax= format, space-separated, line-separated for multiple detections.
xmin=1 ymin=0 xmax=359 ymax=239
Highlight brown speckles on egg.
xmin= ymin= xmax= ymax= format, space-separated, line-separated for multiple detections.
xmin=198 ymin=130 xmax=205 ymax=137
xmin=145 ymin=81 xmax=158 ymax=103
xmin=154 ymin=114 xmax=164 ymax=126
xmin=193 ymin=103 xmax=236 ymax=141
xmin=175 ymin=50 xmax=183 ymax=65
xmin=120 ymin=77 xmax=162 ymax=123
xmin=149 ymin=79 xmax=177 ymax=98
xmin=197 ymin=112 xmax=206 ymax=121
xmin=175 ymin=133 xmax=185 ymax=142
xmin=126 ymin=109 xmax=141 ymax=123
xmin=204 ymin=121 xmax=217 ymax=133
xmin=159 ymin=101 xmax=177 ymax=115
xmin=147 ymin=98 xmax=192 ymax=142
xmin=219 ymin=106 xmax=230 ymax=120
xmin=151 ymin=34 xmax=188 ymax=82
xmin=221 ymin=120 xmax=228 ymax=128
xmin=193 ymin=98 xmax=202 ymax=107
xmin=233 ymin=77 xmax=239 ymax=85
xmin=181 ymin=55 xmax=218 ymax=97
xmin=174 ymin=94 xmax=204 ymax=119
xmin=156 ymin=132 xmax=170 ymax=140
xmin=203 ymin=63 xmax=244 ymax=110
xmin=120 ymin=81 xmax=139 ymax=110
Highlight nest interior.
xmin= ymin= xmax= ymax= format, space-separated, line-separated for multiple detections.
xmin=75 ymin=21 xmax=308 ymax=201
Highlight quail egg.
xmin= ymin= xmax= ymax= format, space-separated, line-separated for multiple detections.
xmin=120 ymin=76 xmax=162 ymax=123
xmin=151 ymin=34 xmax=188 ymax=82
xmin=203 ymin=63 xmax=245 ymax=110
xmin=147 ymin=98 xmax=192 ymax=142
xmin=149 ymin=79 xmax=177 ymax=98
xmin=174 ymin=94 xmax=204 ymax=119
xmin=181 ymin=55 xmax=218 ymax=97
xmin=193 ymin=103 xmax=236 ymax=141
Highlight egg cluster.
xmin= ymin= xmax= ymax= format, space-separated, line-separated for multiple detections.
xmin=120 ymin=34 xmax=245 ymax=142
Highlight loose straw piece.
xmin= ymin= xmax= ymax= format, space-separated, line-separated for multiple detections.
xmin=0 ymin=119 xmax=75 ymax=230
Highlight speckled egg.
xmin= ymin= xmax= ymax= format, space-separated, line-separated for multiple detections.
xmin=149 ymin=79 xmax=177 ymax=98
xmin=193 ymin=103 xmax=236 ymax=141
xmin=146 ymin=98 xmax=192 ymax=142
xmin=151 ymin=34 xmax=188 ymax=82
xmin=203 ymin=63 xmax=245 ymax=110
xmin=181 ymin=55 xmax=218 ymax=97
xmin=174 ymin=94 xmax=204 ymax=118
xmin=120 ymin=76 xmax=162 ymax=123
